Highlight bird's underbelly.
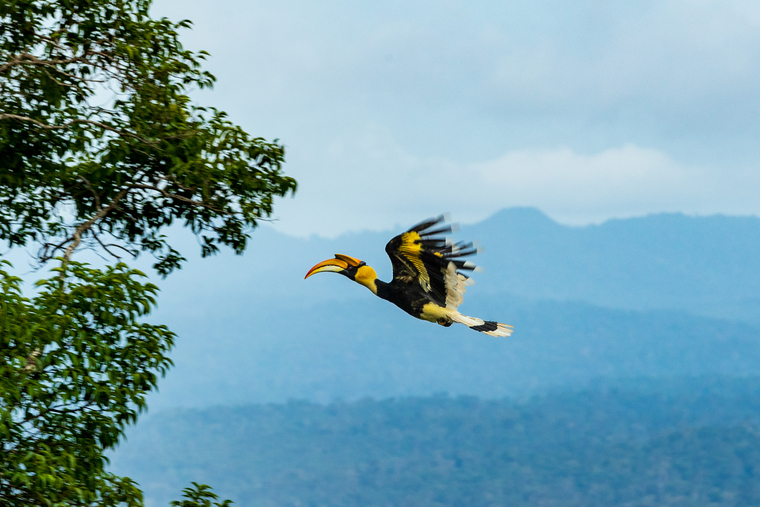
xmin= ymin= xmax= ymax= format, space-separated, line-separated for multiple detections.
xmin=396 ymin=299 xmax=450 ymax=325
xmin=378 ymin=283 xmax=452 ymax=325
xmin=419 ymin=302 xmax=453 ymax=324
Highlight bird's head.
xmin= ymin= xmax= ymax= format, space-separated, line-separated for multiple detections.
xmin=305 ymin=254 xmax=378 ymax=294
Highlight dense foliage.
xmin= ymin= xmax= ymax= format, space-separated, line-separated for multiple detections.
xmin=112 ymin=378 xmax=760 ymax=507
xmin=0 ymin=0 xmax=295 ymax=504
xmin=0 ymin=261 xmax=171 ymax=504
xmin=0 ymin=0 xmax=296 ymax=275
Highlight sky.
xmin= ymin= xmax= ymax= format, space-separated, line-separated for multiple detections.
xmin=152 ymin=0 xmax=760 ymax=237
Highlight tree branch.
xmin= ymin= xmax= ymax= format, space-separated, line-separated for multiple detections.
xmin=61 ymin=187 xmax=130 ymax=269
xmin=0 ymin=114 xmax=157 ymax=146
xmin=131 ymin=184 xmax=229 ymax=213
xmin=90 ymin=227 xmax=137 ymax=259
xmin=78 ymin=176 xmax=102 ymax=210
xmin=0 ymin=49 xmax=114 ymax=75
xmin=39 ymin=237 xmax=73 ymax=263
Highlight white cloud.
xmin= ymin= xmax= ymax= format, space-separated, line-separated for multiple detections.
xmin=271 ymin=130 xmax=759 ymax=236
xmin=471 ymin=145 xmax=693 ymax=223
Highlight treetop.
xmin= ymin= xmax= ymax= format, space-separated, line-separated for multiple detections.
xmin=0 ymin=0 xmax=297 ymax=275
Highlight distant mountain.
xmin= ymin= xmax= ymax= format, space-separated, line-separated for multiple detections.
xmin=111 ymin=377 xmax=760 ymax=507
xmin=106 ymin=209 xmax=760 ymax=505
xmin=466 ymin=208 xmax=760 ymax=324
xmin=146 ymin=292 xmax=760 ymax=409
xmin=137 ymin=208 xmax=760 ymax=410
xmin=156 ymin=208 xmax=760 ymax=325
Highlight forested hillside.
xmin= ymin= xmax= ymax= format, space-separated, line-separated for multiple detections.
xmin=468 ymin=208 xmax=760 ymax=324
xmin=107 ymin=210 xmax=760 ymax=506
xmin=143 ymin=293 xmax=760 ymax=407
xmin=111 ymin=377 xmax=760 ymax=507
xmin=142 ymin=210 xmax=760 ymax=409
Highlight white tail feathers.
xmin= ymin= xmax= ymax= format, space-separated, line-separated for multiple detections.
xmin=444 ymin=265 xmax=472 ymax=311
xmin=449 ymin=312 xmax=514 ymax=337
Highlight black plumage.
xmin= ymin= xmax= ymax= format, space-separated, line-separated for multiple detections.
xmin=305 ymin=215 xmax=513 ymax=337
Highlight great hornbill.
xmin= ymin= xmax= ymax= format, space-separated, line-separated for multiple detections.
xmin=305 ymin=215 xmax=513 ymax=337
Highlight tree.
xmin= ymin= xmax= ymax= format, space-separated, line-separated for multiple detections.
xmin=0 ymin=0 xmax=296 ymax=504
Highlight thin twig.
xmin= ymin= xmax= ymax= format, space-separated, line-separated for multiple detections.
xmin=89 ymin=228 xmax=137 ymax=259
xmin=39 ymin=237 xmax=72 ymax=263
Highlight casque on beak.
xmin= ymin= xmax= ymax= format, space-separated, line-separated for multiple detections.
xmin=304 ymin=254 xmax=364 ymax=279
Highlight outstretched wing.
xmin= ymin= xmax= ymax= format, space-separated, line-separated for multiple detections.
xmin=384 ymin=215 xmax=479 ymax=309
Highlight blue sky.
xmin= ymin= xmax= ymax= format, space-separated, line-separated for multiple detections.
xmin=152 ymin=0 xmax=760 ymax=237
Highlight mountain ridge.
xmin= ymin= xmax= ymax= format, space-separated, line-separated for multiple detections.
xmin=111 ymin=376 xmax=760 ymax=507
xmin=125 ymin=207 xmax=760 ymax=410
xmin=156 ymin=207 xmax=760 ymax=323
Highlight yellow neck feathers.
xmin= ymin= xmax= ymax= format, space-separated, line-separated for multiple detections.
xmin=354 ymin=265 xmax=378 ymax=294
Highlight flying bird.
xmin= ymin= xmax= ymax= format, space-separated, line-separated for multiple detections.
xmin=305 ymin=215 xmax=513 ymax=337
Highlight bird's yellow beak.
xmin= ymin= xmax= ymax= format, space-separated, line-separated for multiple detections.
xmin=304 ymin=254 xmax=364 ymax=279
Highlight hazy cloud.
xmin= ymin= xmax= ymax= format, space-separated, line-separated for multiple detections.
xmin=151 ymin=0 xmax=760 ymax=236
xmin=271 ymin=127 xmax=759 ymax=236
